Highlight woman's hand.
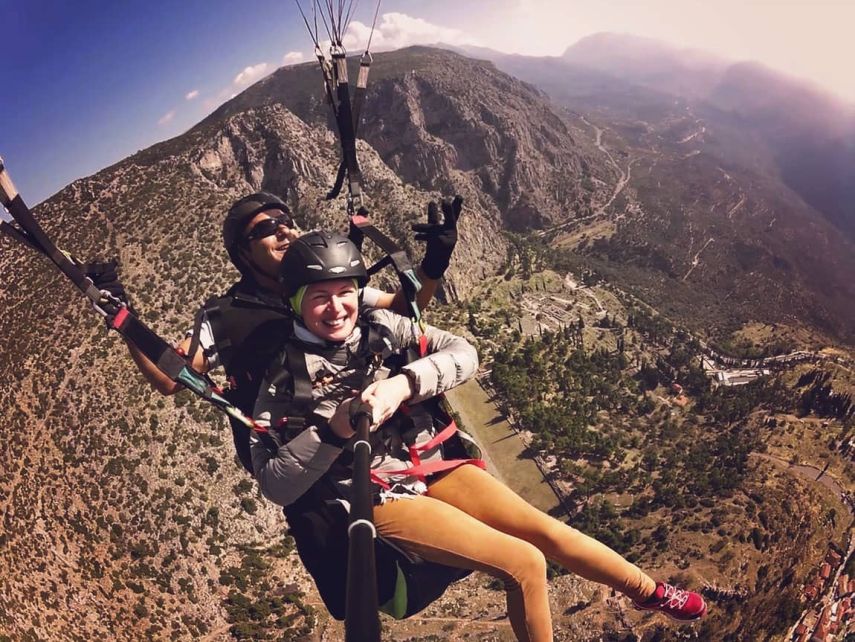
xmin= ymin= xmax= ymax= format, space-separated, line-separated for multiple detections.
xmin=358 ymin=374 xmax=415 ymax=430
xmin=329 ymin=396 xmax=358 ymax=440
xmin=328 ymin=375 xmax=415 ymax=437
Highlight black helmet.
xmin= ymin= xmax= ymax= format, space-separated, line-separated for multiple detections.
xmin=279 ymin=231 xmax=368 ymax=299
xmin=222 ymin=192 xmax=292 ymax=273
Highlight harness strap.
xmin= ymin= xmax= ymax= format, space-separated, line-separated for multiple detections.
xmin=0 ymin=159 xmax=261 ymax=434
xmin=323 ymin=51 xmax=371 ymax=204
xmin=326 ymin=160 xmax=349 ymax=201
xmin=370 ymin=419 xmax=486 ymax=488
xmin=285 ymin=342 xmax=315 ymax=410
xmin=186 ymin=302 xmax=209 ymax=368
xmin=406 ymin=421 xmax=458 ymax=467
xmin=2 ymin=193 xmax=103 ymax=304
xmin=351 ymin=53 xmax=372 ymax=136
xmin=370 ymin=459 xmax=486 ymax=490
xmin=331 ymin=52 xmax=363 ymax=210
xmin=318 ymin=51 xmax=339 ymax=116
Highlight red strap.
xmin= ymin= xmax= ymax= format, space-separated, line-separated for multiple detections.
xmin=111 ymin=306 xmax=130 ymax=330
xmin=371 ymin=459 xmax=486 ymax=489
xmin=418 ymin=334 xmax=428 ymax=358
xmin=408 ymin=421 xmax=458 ymax=467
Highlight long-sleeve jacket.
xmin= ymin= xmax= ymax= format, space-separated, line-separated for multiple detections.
xmin=250 ymin=308 xmax=478 ymax=507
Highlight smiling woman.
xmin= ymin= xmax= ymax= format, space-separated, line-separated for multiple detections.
xmin=250 ymin=230 xmax=708 ymax=641
xmin=298 ymin=280 xmax=361 ymax=342
xmin=279 ymin=231 xmax=369 ymax=343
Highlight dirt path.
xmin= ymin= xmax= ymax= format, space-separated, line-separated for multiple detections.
xmin=681 ymin=237 xmax=714 ymax=281
xmin=537 ymin=116 xmax=634 ymax=237
xmin=445 ymin=379 xmax=561 ymax=515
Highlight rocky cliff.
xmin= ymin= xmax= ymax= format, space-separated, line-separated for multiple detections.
xmin=2 ymin=43 xmax=853 ymax=642
xmin=205 ymin=46 xmax=611 ymax=232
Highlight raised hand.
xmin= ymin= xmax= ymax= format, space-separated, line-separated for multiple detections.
xmin=411 ymin=195 xmax=463 ymax=280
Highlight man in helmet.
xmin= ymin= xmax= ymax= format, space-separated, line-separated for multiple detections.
xmin=93 ymin=191 xmax=462 ymax=473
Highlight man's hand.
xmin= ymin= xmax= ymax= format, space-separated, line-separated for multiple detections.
xmin=84 ymin=260 xmax=133 ymax=317
xmin=412 ymin=195 xmax=463 ymax=280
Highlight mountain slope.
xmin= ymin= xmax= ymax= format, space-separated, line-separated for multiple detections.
xmin=1 ymin=43 xmax=853 ymax=641
xmin=450 ymin=40 xmax=855 ymax=345
xmin=203 ymin=46 xmax=611 ymax=231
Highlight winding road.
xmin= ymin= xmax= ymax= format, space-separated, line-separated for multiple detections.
xmin=537 ymin=116 xmax=634 ymax=237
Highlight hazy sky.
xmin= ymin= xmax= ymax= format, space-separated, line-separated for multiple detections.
xmin=2 ymin=0 xmax=853 ymax=205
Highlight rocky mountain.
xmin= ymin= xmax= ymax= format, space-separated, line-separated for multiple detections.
xmin=202 ymin=46 xmax=611 ymax=232
xmin=462 ymin=33 xmax=855 ymax=241
xmin=0 ymin=89 xmax=509 ymax=641
xmin=0 ymin=46 xmax=611 ymax=642
xmin=561 ymin=32 xmax=728 ymax=99
xmin=452 ymin=38 xmax=855 ymax=346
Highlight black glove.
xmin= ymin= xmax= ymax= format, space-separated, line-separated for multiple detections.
xmin=347 ymin=206 xmax=369 ymax=252
xmin=411 ymin=195 xmax=463 ymax=280
xmin=84 ymin=260 xmax=132 ymax=314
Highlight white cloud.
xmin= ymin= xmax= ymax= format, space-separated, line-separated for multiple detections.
xmin=282 ymin=51 xmax=305 ymax=66
xmin=157 ymin=110 xmax=176 ymax=126
xmin=185 ymin=89 xmax=199 ymax=101
xmin=233 ymin=62 xmax=270 ymax=86
xmin=342 ymin=12 xmax=475 ymax=52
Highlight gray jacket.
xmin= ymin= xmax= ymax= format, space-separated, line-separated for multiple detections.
xmin=251 ymin=308 xmax=478 ymax=507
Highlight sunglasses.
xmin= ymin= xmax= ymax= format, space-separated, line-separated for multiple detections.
xmin=244 ymin=213 xmax=295 ymax=242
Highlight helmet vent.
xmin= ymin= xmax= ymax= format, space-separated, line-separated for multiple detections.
xmin=279 ymin=231 xmax=369 ymax=297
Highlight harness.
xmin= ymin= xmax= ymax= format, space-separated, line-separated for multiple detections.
xmin=259 ymin=311 xmax=484 ymax=620
xmin=188 ymin=280 xmax=294 ymax=473
xmin=191 ymin=217 xmax=426 ymax=475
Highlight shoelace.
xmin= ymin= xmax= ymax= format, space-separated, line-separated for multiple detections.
xmin=660 ymin=583 xmax=690 ymax=609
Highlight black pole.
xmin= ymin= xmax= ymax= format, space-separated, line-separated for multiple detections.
xmin=345 ymin=410 xmax=380 ymax=642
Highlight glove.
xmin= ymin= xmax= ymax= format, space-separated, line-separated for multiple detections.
xmin=84 ymin=260 xmax=133 ymax=317
xmin=411 ymin=195 xmax=463 ymax=280
xmin=347 ymin=206 xmax=369 ymax=252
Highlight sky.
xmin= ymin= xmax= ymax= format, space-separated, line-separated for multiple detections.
xmin=2 ymin=0 xmax=854 ymax=205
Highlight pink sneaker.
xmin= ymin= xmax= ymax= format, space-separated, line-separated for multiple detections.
xmin=632 ymin=582 xmax=707 ymax=621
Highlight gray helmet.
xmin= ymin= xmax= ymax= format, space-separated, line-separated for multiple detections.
xmin=279 ymin=231 xmax=368 ymax=299
xmin=222 ymin=192 xmax=292 ymax=273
